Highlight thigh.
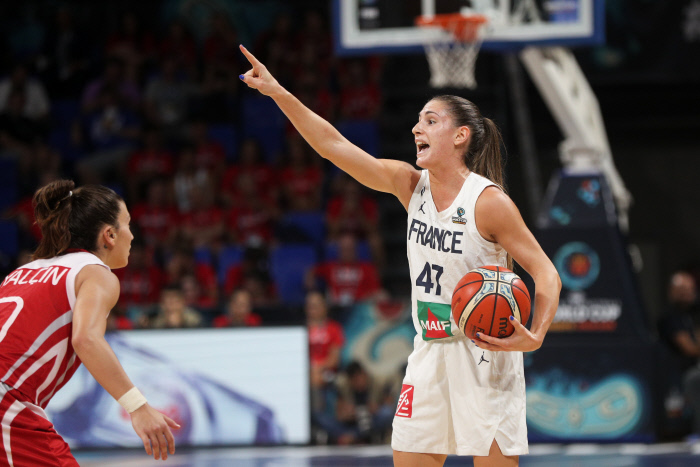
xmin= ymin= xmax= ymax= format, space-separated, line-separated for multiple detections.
xmin=393 ymin=450 xmax=447 ymax=467
xmin=473 ymin=439 xmax=518 ymax=467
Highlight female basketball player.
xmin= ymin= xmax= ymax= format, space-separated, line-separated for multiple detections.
xmin=239 ymin=45 xmax=560 ymax=466
xmin=0 ymin=180 xmax=179 ymax=465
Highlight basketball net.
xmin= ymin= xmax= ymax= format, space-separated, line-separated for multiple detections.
xmin=416 ymin=14 xmax=488 ymax=89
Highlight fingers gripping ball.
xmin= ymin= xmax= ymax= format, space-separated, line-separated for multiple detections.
xmin=451 ymin=266 xmax=531 ymax=339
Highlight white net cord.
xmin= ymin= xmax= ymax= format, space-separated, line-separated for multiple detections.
xmin=424 ymin=36 xmax=484 ymax=89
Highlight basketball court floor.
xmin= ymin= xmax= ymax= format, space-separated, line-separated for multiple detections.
xmin=75 ymin=443 xmax=700 ymax=466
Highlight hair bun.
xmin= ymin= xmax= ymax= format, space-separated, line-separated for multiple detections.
xmin=33 ymin=179 xmax=76 ymax=224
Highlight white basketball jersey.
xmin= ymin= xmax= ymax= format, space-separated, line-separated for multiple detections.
xmin=407 ymin=170 xmax=507 ymax=340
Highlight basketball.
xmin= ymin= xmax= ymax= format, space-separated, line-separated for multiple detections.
xmin=452 ymin=266 xmax=531 ymax=339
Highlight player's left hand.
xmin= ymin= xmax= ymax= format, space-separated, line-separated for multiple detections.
xmin=472 ymin=316 xmax=543 ymax=352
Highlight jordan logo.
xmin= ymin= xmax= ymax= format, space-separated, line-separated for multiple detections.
xmin=420 ymin=186 xmax=426 ymax=196
xmin=478 ymin=352 xmax=489 ymax=365
xmin=418 ymin=202 xmax=426 ymax=214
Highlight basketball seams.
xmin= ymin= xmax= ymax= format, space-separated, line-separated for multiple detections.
xmin=453 ymin=266 xmax=531 ymax=339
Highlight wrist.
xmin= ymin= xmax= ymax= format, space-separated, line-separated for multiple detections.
xmin=118 ymin=387 xmax=148 ymax=414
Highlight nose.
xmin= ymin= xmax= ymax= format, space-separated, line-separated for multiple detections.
xmin=412 ymin=122 xmax=422 ymax=135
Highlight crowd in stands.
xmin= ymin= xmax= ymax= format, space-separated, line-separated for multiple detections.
xmin=0 ymin=4 xmax=397 ymax=444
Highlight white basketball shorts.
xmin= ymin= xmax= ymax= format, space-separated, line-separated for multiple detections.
xmin=391 ymin=335 xmax=528 ymax=456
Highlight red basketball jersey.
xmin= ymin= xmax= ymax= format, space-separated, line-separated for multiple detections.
xmin=0 ymin=251 xmax=109 ymax=409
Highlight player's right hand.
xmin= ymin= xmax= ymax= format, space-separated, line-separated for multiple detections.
xmin=239 ymin=45 xmax=283 ymax=97
xmin=130 ymin=403 xmax=181 ymax=461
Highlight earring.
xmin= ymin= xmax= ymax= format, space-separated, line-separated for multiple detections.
xmin=103 ymin=244 xmax=108 ymax=249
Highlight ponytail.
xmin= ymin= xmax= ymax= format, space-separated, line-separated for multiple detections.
xmin=32 ymin=180 xmax=123 ymax=260
xmin=33 ymin=180 xmax=75 ymax=259
xmin=469 ymin=117 xmax=506 ymax=193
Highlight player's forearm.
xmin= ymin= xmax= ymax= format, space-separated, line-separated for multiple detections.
xmin=73 ymin=335 xmax=136 ymax=401
xmin=529 ymin=270 xmax=562 ymax=339
xmin=271 ymin=89 xmax=351 ymax=163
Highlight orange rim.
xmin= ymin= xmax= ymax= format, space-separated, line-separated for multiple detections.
xmin=416 ymin=13 xmax=488 ymax=42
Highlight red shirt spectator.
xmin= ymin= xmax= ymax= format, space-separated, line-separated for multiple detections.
xmin=280 ymin=136 xmax=322 ymax=211
xmin=313 ymin=261 xmax=381 ymax=306
xmin=212 ymin=289 xmax=262 ymax=327
xmin=113 ymin=264 xmax=163 ymax=307
xmin=179 ymin=185 xmax=225 ymax=248
xmin=309 ymin=319 xmax=345 ymax=367
xmin=165 ymin=249 xmax=219 ymax=310
xmin=131 ymin=180 xmax=179 ymax=247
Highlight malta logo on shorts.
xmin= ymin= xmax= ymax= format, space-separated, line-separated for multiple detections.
xmin=396 ymin=384 xmax=414 ymax=418
xmin=452 ymin=207 xmax=467 ymax=225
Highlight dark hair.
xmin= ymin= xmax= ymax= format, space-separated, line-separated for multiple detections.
xmin=431 ymin=95 xmax=513 ymax=269
xmin=431 ymin=95 xmax=506 ymax=192
xmin=32 ymin=180 xmax=123 ymax=260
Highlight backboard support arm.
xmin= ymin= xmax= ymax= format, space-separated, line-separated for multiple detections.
xmin=519 ymin=46 xmax=632 ymax=231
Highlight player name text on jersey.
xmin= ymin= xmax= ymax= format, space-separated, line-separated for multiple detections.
xmin=1 ymin=267 xmax=69 ymax=288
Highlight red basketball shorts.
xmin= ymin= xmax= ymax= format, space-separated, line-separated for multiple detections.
xmin=0 ymin=383 xmax=78 ymax=467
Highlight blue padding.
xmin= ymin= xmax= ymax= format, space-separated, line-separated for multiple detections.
xmin=270 ymin=244 xmax=317 ymax=305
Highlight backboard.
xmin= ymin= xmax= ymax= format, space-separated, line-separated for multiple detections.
xmin=333 ymin=0 xmax=604 ymax=56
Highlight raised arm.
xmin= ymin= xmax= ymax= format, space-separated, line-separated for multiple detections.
xmin=472 ymin=187 xmax=562 ymax=352
xmin=238 ymin=45 xmax=420 ymax=209
xmin=72 ymin=265 xmax=180 ymax=460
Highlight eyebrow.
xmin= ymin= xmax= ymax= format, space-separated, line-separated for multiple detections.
xmin=419 ymin=111 xmax=440 ymax=118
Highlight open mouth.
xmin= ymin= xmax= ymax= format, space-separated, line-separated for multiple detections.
xmin=417 ymin=142 xmax=430 ymax=155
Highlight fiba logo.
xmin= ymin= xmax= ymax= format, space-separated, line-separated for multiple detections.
xmin=452 ymin=207 xmax=467 ymax=225
xmin=553 ymin=242 xmax=600 ymax=291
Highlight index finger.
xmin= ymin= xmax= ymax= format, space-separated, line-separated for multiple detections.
xmin=239 ymin=45 xmax=262 ymax=67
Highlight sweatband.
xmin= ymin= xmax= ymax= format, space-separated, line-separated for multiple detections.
xmin=117 ymin=387 xmax=148 ymax=413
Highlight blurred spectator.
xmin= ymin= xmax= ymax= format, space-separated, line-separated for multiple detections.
xmin=315 ymin=361 xmax=395 ymax=445
xmin=223 ymin=245 xmax=275 ymax=298
xmin=306 ymin=233 xmax=382 ymax=307
xmin=35 ymin=6 xmax=90 ymax=97
xmin=105 ymin=11 xmax=156 ymax=83
xmin=158 ymin=20 xmax=197 ymax=78
xmin=188 ymin=120 xmax=226 ymax=178
xmin=338 ymin=59 xmax=381 ymax=120
xmin=255 ymin=13 xmax=296 ymax=87
xmin=0 ymin=63 xmax=50 ymax=121
xmin=213 ymin=289 xmax=263 ymax=328
xmin=75 ymin=86 xmax=140 ymax=184
xmin=179 ymin=184 xmax=225 ymax=249
xmin=81 ymin=57 xmax=140 ymax=113
xmin=173 ymin=144 xmax=210 ymax=213
xmin=131 ymin=178 xmax=179 ymax=250
xmin=0 ymin=88 xmax=45 ymax=159
xmin=126 ymin=126 xmax=174 ymax=202
xmin=164 ymin=246 xmax=219 ymax=310
xmin=112 ymin=241 xmax=163 ymax=321
xmin=144 ymin=57 xmax=196 ymax=133
xmin=197 ymin=66 xmax=240 ymax=123
xmin=106 ymin=307 xmax=134 ymax=332
xmin=225 ymin=174 xmax=277 ymax=248
xmin=181 ymin=273 xmax=217 ymax=311
xmin=306 ymin=291 xmax=344 ymax=399
xmin=5 ymin=171 xmax=58 ymax=250
xmin=294 ymin=10 xmax=333 ymax=73
xmin=202 ymin=13 xmax=240 ymax=75
xmin=658 ymin=271 xmax=700 ymax=370
xmin=658 ymin=272 xmax=700 ymax=438
xmin=149 ymin=284 xmax=202 ymax=329
xmin=221 ymin=138 xmax=273 ymax=207
xmin=279 ymin=136 xmax=322 ymax=211
xmin=326 ymin=175 xmax=384 ymax=267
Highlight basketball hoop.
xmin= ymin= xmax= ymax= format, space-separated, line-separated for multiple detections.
xmin=416 ymin=13 xmax=488 ymax=89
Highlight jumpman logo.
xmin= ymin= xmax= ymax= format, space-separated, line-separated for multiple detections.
xmin=420 ymin=186 xmax=426 ymax=196
xmin=478 ymin=352 xmax=489 ymax=365
xmin=419 ymin=202 xmax=426 ymax=214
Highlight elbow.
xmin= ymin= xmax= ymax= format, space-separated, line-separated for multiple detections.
xmin=71 ymin=331 xmax=99 ymax=355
